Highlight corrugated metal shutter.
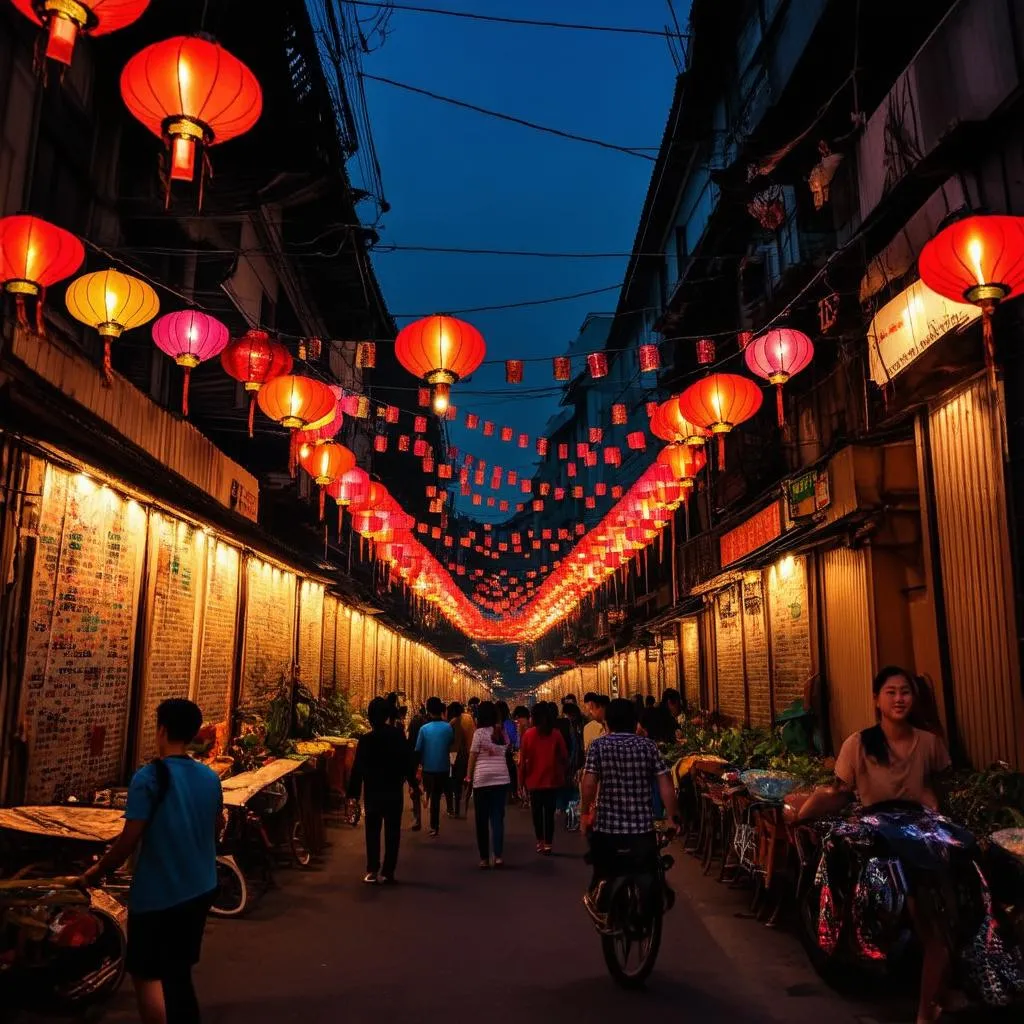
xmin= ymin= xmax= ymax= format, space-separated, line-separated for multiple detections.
xmin=929 ymin=380 xmax=1024 ymax=768
xmin=822 ymin=547 xmax=875 ymax=750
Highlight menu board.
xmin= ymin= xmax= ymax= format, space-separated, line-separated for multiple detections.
xmin=240 ymin=558 xmax=296 ymax=706
xmin=137 ymin=514 xmax=202 ymax=763
xmin=321 ymin=595 xmax=338 ymax=694
xmin=297 ymin=581 xmax=324 ymax=695
xmin=196 ymin=541 xmax=240 ymax=728
xmin=21 ymin=465 xmax=146 ymax=802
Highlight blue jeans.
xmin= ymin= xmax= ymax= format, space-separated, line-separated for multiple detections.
xmin=472 ymin=785 xmax=508 ymax=860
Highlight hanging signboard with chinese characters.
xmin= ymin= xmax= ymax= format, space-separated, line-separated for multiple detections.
xmin=720 ymin=500 xmax=783 ymax=568
xmin=787 ymin=467 xmax=831 ymax=520
xmin=868 ymin=278 xmax=980 ymax=386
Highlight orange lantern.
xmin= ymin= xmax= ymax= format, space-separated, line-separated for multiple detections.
xmin=120 ymin=36 xmax=262 ymax=198
xmin=657 ymin=443 xmax=707 ymax=487
xmin=11 ymin=0 xmax=149 ymax=66
xmin=220 ymin=330 xmax=293 ymax=436
xmin=298 ymin=440 xmax=355 ymax=519
xmin=0 ymin=214 xmax=84 ymax=333
xmin=678 ymin=373 xmax=763 ymax=470
xmin=918 ymin=214 xmax=1024 ymax=392
xmin=257 ymin=374 xmax=336 ymax=475
xmin=650 ymin=396 xmax=708 ymax=447
xmin=395 ymin=314 xmax=485 ymax=415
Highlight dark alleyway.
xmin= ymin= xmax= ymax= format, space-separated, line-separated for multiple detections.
xmin=31 ymin=807 xmax=920 ymax=1024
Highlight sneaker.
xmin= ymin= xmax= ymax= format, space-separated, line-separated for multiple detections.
xmin=363 ymin=873 xmax=379 ymax=884
xmin=428 ymin=829 xmax=439 ymax=838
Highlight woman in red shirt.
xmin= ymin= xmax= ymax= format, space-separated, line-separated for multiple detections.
xmin=519 ymin=702 xmax=568 ymax=854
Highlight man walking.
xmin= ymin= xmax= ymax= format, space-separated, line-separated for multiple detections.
xmin=583 ymin=693 xmax=609 ymax=751
xmin=81 ymin=698 xmax=222 ymax=1024
xmin=347 ymin=697 xmax=415 ymax=883
xmin=447 ymin=701 xmax=475 ymax=818
xmin=415 ymin=697 xmax=454 ymax=836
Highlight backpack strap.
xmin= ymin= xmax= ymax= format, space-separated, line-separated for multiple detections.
xmin=148 ymin=757 xmax=172 ymax=826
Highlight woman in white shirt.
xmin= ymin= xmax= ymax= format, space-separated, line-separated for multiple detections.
xmin=467 ymin=701 xmax=511 ymax=868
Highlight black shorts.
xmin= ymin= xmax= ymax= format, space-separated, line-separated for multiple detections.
xmin=126 ymin=890 xmax=215 ymax=981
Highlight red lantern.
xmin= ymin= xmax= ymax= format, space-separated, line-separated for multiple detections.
xmin=395 ymin=314 xmax=486 ymax=415
xmin=678 ymin=373 xmax=763 ymax=470
xmin=418 ymin=387 xmax=431 ymax=408
xmin=505 ymin=359 xmax=523 ymax=383
xmin=737 ymin=330 xmax=753 ymax=351
xmin=120 ymin=37 xmax=262 ymax=197
xmin=151 ymin=310 xmax=229 ymax=416
xmin=553 ymin=355 xmax=571 ymax=380
xmin=466 ymin=412 xmax=479 ymax=430
xmin=558 ymin=443 xmax=569 ymax=460
xmin=658 ymin=443 xmax=707 ymax=486
xmin=398 ymin=434 xmax=410 ymax=452
xmin=518 ymin=433 xmax=529 ymax=449
xmin=298 ymin=440 xmax=355 ymax=518
xmin=220 ymin=330 xmax=293 ymax=436
xmin=536 ymin=437 xmax=548 ymax=456
xmin=500 ymin=426 xmax=513 ymax=443
xmin=744 ymin=328 xmax=814 ymax=426
xmin=650 ymin=396 xmax=708 ymax=447
xmin=0 ymin=214 xmax=84 ymax=333
xmin=638 ymin=343 xmax=660 ymax=372
xmin=696 ymin=338 xmax=716 ymax=365
xmin=11 ymin=0 xmax=148 ymax=67
xmin=257 ymin=374 xmax=336 ymax=474
xmin=611 ymin=403 xmax=627 ymax=425
xmin=627 ymin=431 xmax=646 ymax=450
xmin=374 ymin=434 xmax=388 ymax=453
xmin=587 ymin=352 xmax=608 ymax=379
xmin=919 ymin=214 xmax=1024 ymax=391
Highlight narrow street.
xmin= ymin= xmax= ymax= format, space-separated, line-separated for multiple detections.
xmin=85 ymin=809 xmax=887 ymax=1024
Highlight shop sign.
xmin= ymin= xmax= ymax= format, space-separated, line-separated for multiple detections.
xmin=787 ymin=468 xmax=831 ymax=519
xmin=720 ymin=501 xmax=783 ymax=568
xmin=230 ymin=479 xmax=258 ymax=522
xmin=868 ymin=278 xmax=980 ymax=386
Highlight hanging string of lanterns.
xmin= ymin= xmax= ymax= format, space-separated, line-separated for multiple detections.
xmin=677 ymin=372 xmax=763 ymax=470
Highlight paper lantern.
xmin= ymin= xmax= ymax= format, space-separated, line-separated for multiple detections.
xmin=0 ymin=214 xmax=84 ymax=333
xmin=334 ymin=466 xmax=370 ymax=507
xmin=220 ymin=329 xmax=293 ymax=436
xmin=919 ymin=214 xmax=1024 ymax=391
xmin=627 ymin=431 xmax=646 ymax=450
xmin=356 ymin=340 xmax=376 ymax=369
xmin=398 ymin=434 xmax=410 ymax=452
xmin=65 ymin=268 xmax=159 ymax=381
xmin=384 ymin=404 xmax=399 ymax=424
xmin=678 ymin=373 xmax=763 ymax=469
xmin=638 ymin=343 xmax=660 ymax=372
xmin=258 ymin=374 xmax=336 ymax=473
xmin=611 ymin=403 xmax=627 ymax=425
xmin=417 ymin=387 xmax=430 ymax=408
xmin=536 ymin=437 xmax=548 ymax=456
xmin=587 ymin=352 xmax=608 ymax=378
xmin=120 ymin=36 xmax=262 ymax=194
xmin=394 ymin=314 xmax=485 ymax=414
xmin=374 ymin=434 xmax=387 ymax=453
xmin=151 ymin=310 xmax=229 ymax=415
xmin=651 ymin=396 xmax=708 ymax=447
xmin=553 ymin=355 xmax=571 ymax=380
xmin=658 ymin=443 xmax=707 ymax=486
xmin=466 ymin=412 xmax=479 ymax=430
xmin=744 ymin=328 xmax=814 ymax=425
xmin=518 ymin=433 xmax=529 ymax=449
xmin=11 ymin=0 xmax=149 ymax=67
xmin=299 ymin=440 xmax=355 ymax=518
xmin=483 ymin=421 xmax=495 ymax=437
xmin=505 ymin=359 xmax=523 ymax=383
xmin=696 ymin=338 xmax=716 ymax=365
xmin=499 ymin=426 xmax=513 ymax=443
xmin=414 ymin=438 xmax=427 ymax=457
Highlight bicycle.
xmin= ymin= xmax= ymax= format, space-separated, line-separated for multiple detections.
xmin=583 ymin=830 xmax=676 ymax=988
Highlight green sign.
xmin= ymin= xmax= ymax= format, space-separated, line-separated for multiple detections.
xmin=788 ymin=471 xmax=816 ymax=505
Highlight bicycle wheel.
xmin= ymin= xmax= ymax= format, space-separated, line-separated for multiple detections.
xmin=290 ymin=820 xmax=312 ymax=868
xmin=600 ymin=879 xmax=663 ymax=989
xmin=210 ymin=857 xmax=249 ymax=918
xmin=564 ymin=800 xmax=581 ymax=833
xmin=51 ymin=906 xmax=127 ymax=1005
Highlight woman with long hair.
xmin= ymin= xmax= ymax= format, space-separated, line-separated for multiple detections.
xmin=799 ymin=667 xmax=1020 ymax=1022
xmin=519 ymin=702 xmax=567 ymax=854
xmin=466 ymin=701 xmax=511 ymax=869
xmin=496 ymin=700 xmax=518 ymax=799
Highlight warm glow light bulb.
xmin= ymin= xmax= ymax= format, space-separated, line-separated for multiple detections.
xmin=968 ymin=238 xmax=986 ymax=288
xmin=432 ymin=381 xmax=451 ymax=415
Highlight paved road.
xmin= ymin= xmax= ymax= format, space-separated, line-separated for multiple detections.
xmin=49 ymin=804 xmax=909 ymax=1024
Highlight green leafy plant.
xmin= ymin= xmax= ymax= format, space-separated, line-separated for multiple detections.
xmin=943 ymin=764 xmax=1024 ymax=835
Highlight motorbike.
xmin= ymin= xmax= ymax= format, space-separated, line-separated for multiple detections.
xmin=0 ymin=877 xmax=126 ymax=1008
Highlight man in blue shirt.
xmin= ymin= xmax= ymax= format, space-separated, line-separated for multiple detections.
xmin=81 ymin=699 xmax=222 ymax=1024
xmin=414 ymin=696 xmax=454 ymax=836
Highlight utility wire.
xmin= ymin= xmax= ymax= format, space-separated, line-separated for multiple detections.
xmin=360 ymin=73 xmax=657 ymax=160
xmin=348 ymin=1 xmax=687 ymax=38
xmin=393 ymin=282 xmax=623 ymax=316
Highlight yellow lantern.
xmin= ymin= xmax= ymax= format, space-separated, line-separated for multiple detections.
xmin=66 ymin=268 xmax=159 ymax=381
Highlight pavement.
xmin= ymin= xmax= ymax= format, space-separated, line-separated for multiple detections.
xmin=23 ymin=803 xmax=925 ymax=1024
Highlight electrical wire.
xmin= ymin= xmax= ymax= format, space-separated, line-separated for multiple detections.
xmin=359 ymin=73 xmax=658 ymax=160
xmin=348 ymin=1 xmax=686 ymax=38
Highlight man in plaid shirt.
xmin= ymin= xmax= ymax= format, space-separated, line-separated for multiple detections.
xmin=580 ymin=698 xmax=680 ymax=899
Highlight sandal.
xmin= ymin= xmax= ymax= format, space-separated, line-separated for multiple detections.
xmin=494 ymin=858 xmax=504 ymax=868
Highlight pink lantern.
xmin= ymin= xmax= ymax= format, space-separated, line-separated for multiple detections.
xmin=744 ymin=328 xmax=814 ymax=426
xmin=151 ymin=310 xmax=229 ymax=415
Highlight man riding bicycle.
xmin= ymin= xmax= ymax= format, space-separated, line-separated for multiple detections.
xmin=580 ymin=697 xmax=680 ymax=916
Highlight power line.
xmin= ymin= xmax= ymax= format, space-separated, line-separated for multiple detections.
xmin=393 ymin=282 xmax=623 ymax=316
xmin=359 ymin=73 xmax=657 ymax=160
xmin=348 ymin=1 xmax=686 ymax=38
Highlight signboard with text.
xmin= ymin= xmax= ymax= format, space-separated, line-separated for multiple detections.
xmin=787 ymin=468 xmax=831 ymax=520
xmin=720 ymin=500 xmax=783 ymax=567
xmin=868 ymin=278 xmax=980 ymax=385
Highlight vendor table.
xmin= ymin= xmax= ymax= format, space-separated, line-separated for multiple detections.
xmin=0 ymin=805 xmax=124 ymax=843
xmin=221 ymin=759 xmax=305 ymax=807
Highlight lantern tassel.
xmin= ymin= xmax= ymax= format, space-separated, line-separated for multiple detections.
xmin=982 ymin=303 xmax=997 ymax=396
xmin=717 ymin=433 xmax=726 ymax=471
xmin=288 ymin=431 xmax=298 ymax=477
xmin=35 ymin=287 xmax=47 ymax=338
xmin=319 ymin=486 xmax=326 ymax=521
xmin=775 ymin=383 xmax=785 ymax=427
xmin=182 ymin=366 xmax=191 ymax=417
xmin=247 ymin=393 xmax=256 ymax=437
xmin=338 ymin=503 xmax=344 ymax=540
xmin=15 ymin=294 xmax=28 ymax=330
xmin=102 ymin=338 xmax=113 ymax=387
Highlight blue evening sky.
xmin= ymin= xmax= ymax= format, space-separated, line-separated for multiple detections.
xmin=356 ymin=2 xmax=682 ymax=520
